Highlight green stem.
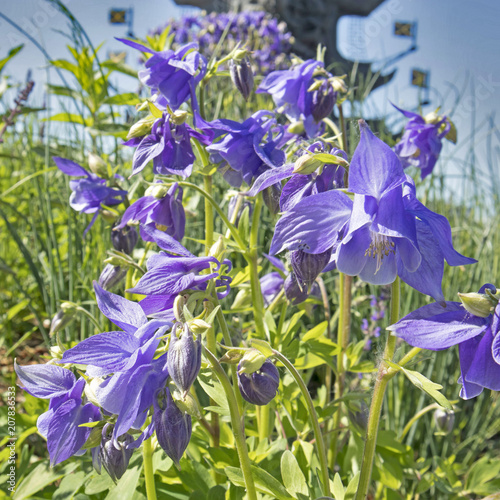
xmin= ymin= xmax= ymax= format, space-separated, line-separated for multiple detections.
xmin=272 ymin=349 xmax=331 ymax=497
xmin=247 ymin=194 xmax=266 ymax=339
xmin=203 ymin=346 xmax=258 ymax=500
xmin=355 ymin=278 xmax=400 ymax=500
xmin=204 ymin=175 xmax=214 ymax=254
xmin=177 ymin=181 xmax=246 ymax=250
xmin=143 ymin=437 xmax=157 ymax=500
xmin=330 ymin=273 xmax=352 ymax=468
xmin=399 ymin=403 xmax=439 ymax=441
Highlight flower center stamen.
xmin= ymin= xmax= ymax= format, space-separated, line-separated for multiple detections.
xmin=364 ymin=233 xmax=396 ymax=273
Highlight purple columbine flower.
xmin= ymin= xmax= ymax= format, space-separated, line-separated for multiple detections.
xmin=61 ymin=282 xmax=172 ymax=439
xmin=393 ymin=104 xmax=450 ymax=179
xmin=260 ymin=272 xmax=285 ymax=306
xmin=257 ymin=59 xmax=332 ymax=137
xmin=124 ymin=112 xmax=208 ymax=178
xmin=116 ymin=183 xmax=185 ymax=243
xmin=99 ymin=424 xmax=134 ymax=483
xmin=207 ymin=110 xmax=286 ymax=187
xmin=98 ymin=263 xmax=128 ymax=291
xmin=237 ymin=359 xmax=280 ymax=406
xmin=14 ymin=362 xmax=101 ymax=465
xmin=153 ymin=388 xmax=192 ymax=467
xmin=53 ymin=157 xmax=127 ymax=235
xmin=269 ymin=120 xmax=475 ymax=302
xmin=118 ymin=39 xmax=206 ymax=110
xmin=388 ymin=284 xmax=500 ymax=399
xmin=126 ymin=237 xmax=232 ymax=318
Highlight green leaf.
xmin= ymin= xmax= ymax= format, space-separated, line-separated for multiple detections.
xmin=85 ymin=472 xmax=115 ymax=495
xmin=103 ymin=93 xmax=142 ymax=106
xmin=101 ymin=60 xmax=138 ymax=78
xmin=301 ymin=321 xmax=327 ymax=342
xmin=344 ymin=472 xmax=360 ymax=500
xmin=0 ymin=45 xmax=24 ymax=74
xmin=53 ymin=471 xmax=86 ymax=500
xmin=13 ymin=461 xmax=78 ymax=499
xmin=46 ymin=113 xmax=91 ymax=126
xmin=198 ymin=370 xmax=229 ymax=413
xmin=281 ymin=450 xmax=308 ymax=498
xmin=386 ymin=360 xmax=453 ymax=410
xmin=6 ymin=299 xmax=29 ymax=320
xmin=332 ymin=473 xmax=345 ymax=500
xmin=312 ymin=152 xmax=349 ymax=167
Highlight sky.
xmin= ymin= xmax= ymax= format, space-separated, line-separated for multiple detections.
xmin=1 ymin=0 xmax=499 ymax=197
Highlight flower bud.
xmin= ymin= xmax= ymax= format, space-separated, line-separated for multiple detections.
xmin=154 ymin=388 xmax=192 ymax=468
xmin=85 ymin=377 xmax=104 ymax=407
xmin=100 ymin=210 xmax=119 ymax=224
xmin=290 ymin=248 xmax=332 ymax=290
xmin=127 ymin=115 xmax=156 ymax=140
xmin=219 ymin=348 xmax=246 ymax=365
xmin=458 ymin=291 xmax=498 ymax=318
xmin=88 ymin=153 xmax=108 ymax=177
xmin=188 ymin=318 xmax=212 ymax=335
xmin=49 ymin=306 xmax=77 ymax=337
xmin=167 ymin=325 xmax=202 ymax=396
xmin=293 ymin=154 xmax=323 ymax=175
xmin=209 ymin=236 xmax=226 ymax=263
xmin=238 ymin=349 xmax=266 ymax=375
xmin=433 ymin=408 xmax=455 ymax=434
xmin=99 ymin=424 xmax=134 ymax=483
xmin=98 ymin=264 xmax=128 ymax=291
xmin=145 ymin=183 xmax=169 ymax=199
xmin=229 ymin=57 xmax=254 ymax=101
xmin=111 ymin=224 xmax=138 ymax=255
xmin=287 ymin=121 xmax=305 ymax=135
xmin=171 ymin=110 xmax=188 ymax=125
xmin=170 ymin=385 xmax=202 ymax=420
xmin=173 ymin=295 xmax=188 ymax=322
xmin=284 ymin=272 xmax=309 ymax=305
xmin=311 ymin=80 xmax=336 ymax=122
xmin=237 ymin=359 xmax=279 ymax=406
xmin=262 ymin=184 xmax=281 ymax=215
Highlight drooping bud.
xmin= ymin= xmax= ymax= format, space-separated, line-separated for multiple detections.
xmin=154 ymin=388 xmax=192 ymax=468
xmin=49 ymin=303 xmax=77 ymax=336
xmin=171 ymin=110 xmax=188 ymax=125
xmin=167 ymin=325 xmax=202 ymax=396
xmin=237 ymin=359 xmax=280 ymax=406
xmin=127 ymin=115 xmax=156 ymax=140
xmin=99 ymin=424 xmax=134 ymax=483
xmin=170 ymin=384 xmax=202 ymax=420
xmin=290 ymin=248 xmax=332 ymax=290
xmin=219 ymin=348 xmax=246 ymax=365
xmin=287 ymin=121 xmax=305 ymax=135
xmin=98 ymin=264 xmax=128 ymax=291
xmin=293 ymin=154 xmax=323 ymax=175
xmin=311 ymin=80 xmax=336 ymax=122
xmin=111 ymin=224 xmax=138 ymax=255
xmin=262 ymin=184 xmax=281 ymax=215
xmin=88 ymin=153 xmax=108 ymax=178
xmin=238 ymin=349 xmax=266 ymax=375
xmin=145 ymin=183 xmax=169 ymax=199
xmin=209 ymin=236 xmax=226 ymax=263
xmin=458 ymin=290 xmax=498 ymax=318
xmin=433 ymin=408 xmax=455 ymax=434
xmin=229 ymin=57 xmax=254 ymax=101
xmin=188 ymin=318 xmax=212 ymax=336
xmin=284 ymin=272 xmax=309 ymax=305
xmin=173 ymin=295 xmax=188 ymax=322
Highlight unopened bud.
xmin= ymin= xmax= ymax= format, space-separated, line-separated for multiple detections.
xmin=167 ymin=325 xmax=202 ymax=395
xmin=50 ymin=345 xmax=63 ymax=360
xmin=171 ymin=110 xmax=188 ymax=125
xmin=99 ymin=424 xmax=134 ymax=482
xmin=170 ymin=385 xmax=202 ymax=419
xmin=50 ymin=306 xmax=77 ymax=336
xmin=85 ymin=377 xmax=104 ymax=407
xmin=237 ymin=359 xmax=280 ymax=406
xmin=154 ymin=388 xmax=192 ymax=468
xmin=231 ymin=288 xmax=252 ymax=310
xmin=238 ymin=349 xmax=266 ymax=375
xmin=88 ymin=153 xmax=108 ymax=177
xmin=262 ymin=184 xmax=281 ymax=215
xmin=145 ymin=184 xmax=169 ymax=199
xmin=311 ymin=80 xmax=336 ymax=122
xmin=458 ymin=291 xmax=497 ymax=318
xmin=174 ymin=295 xmax=188 ymax=322
xmin=209 ymin=236 xmax=226 ymax=262
xmin=100 ymin=210 xmax=118 ymax=223
xmin=290 ymin=248 xmax=332 ymax=290
xmin=230 ymin=57 xmax=254 ymax=101
xmin=127 ymin=115 xmax=156 ymax=139
xmin=293 ymin=154 xmax=323 ymax=175
xmin=111 ymin=224 xmax=138 ymax=255
xmin=434 ymin=408 xmax=455 ymax=434
xmin=98 ymin=264 xmax=128 ymax=291
xmin=188 ymin=318 xmax=212 ymax=335
xmin=287 ymin=121 xmax=305 ymax=135
xmin=219 ymin=348 xmax=246 ymax=365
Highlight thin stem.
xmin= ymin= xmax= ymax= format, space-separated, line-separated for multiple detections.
xmin=399 ymin=403 xmax=439 ymax=441
xmin=203 ymin=346 xmax=258 ymax=500
xmin=272 ymin=349 xmax=331 ymax=498
xmin=143 ymin=437 xmax=157 ymax=500
xmin=247 ymin=194 xmax=266 ymax=339
xmin=204 ymin=175 xmax=214 ymax=253
xmin=330 ymin=273 xmax=352 ymax=468
xmin=355 ymin=278 xmax=400 ymax=500
xmin=177 ymin=181 xmax=246 ymax=250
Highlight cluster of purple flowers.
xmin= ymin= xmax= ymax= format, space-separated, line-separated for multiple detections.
xmin=153 ymin=11 xmax=294 ymax=75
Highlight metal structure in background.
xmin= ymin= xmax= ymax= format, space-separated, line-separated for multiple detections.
xmin=172 ymin=0 xmax=396 ymax=89
xmin=109 ymin=7 xmax=135 ymax=38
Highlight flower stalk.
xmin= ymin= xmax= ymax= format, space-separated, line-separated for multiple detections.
xmin=143 ymin=436 xmax=157 ymax=500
